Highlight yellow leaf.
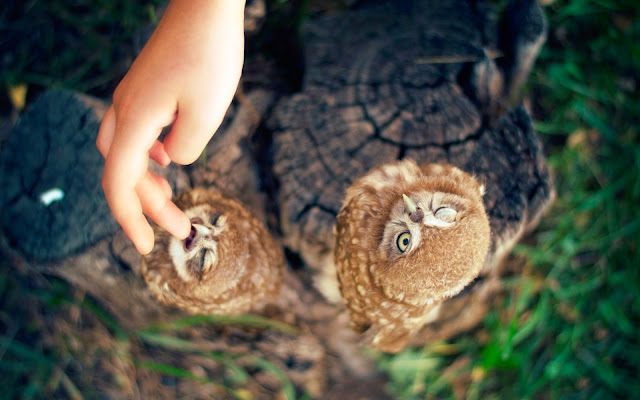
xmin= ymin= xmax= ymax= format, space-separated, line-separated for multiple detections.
xmin=233 ymin=389 xmax=254 ymax=400
xmin=567 ymin=129 xmax=587 ymax=149
xmin=8 ymin=83 xmax=28 ymax=111
xmin=471 ymin=366 xmax=486 ymax=382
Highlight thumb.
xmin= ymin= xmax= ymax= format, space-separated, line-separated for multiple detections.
xmin=96 ymin=105 xmax=116 ymax=158
xmin=162 ymin=47 xmax=243 ymax=165
xmin=162 ymin=104 xmax=224 ymax=165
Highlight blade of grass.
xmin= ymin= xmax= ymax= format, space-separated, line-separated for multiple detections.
xmin=135 ymin=360 xmax=222 ymax=385
xmin=251 ymin=357 xmax=297 ymax=400
xmin=0 ymin=337 xmax=53 ymax=367
xmin=136 ymin=331 xmax=206 ymax=352
xmin=141 ymin=314 xmax=298 ymax=335
xmin=80 ymin=299 xmax=129 ymax=341
xmin=135 ymin=359 xmax=251 ymax=400
xmin=136 ymin=331 xmax=252 ymax=387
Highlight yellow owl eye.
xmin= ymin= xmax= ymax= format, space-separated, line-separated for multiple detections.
xmin=435 ymin=207 xmax=457 ymax=222
xmin=397 ymin=232 xmax=411 ymax=252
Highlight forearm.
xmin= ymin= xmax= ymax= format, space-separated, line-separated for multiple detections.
xmin=157 ymin=0 xmax=246 ymax=45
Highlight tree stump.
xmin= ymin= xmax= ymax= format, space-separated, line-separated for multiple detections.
xmin=270 ymin=0 xmax=553 ymax=340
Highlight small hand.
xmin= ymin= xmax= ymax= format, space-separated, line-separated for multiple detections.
xmin=97 ymin=0 xmax=245 ymax=254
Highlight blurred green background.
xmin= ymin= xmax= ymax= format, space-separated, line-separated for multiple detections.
xmin=1 ymin=0 xmax=639 ymax=398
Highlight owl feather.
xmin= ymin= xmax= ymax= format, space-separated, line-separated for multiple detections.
xmin=334 ymin=159 xmax=490 ymax=353
xmin=142 ymin=188 xmax=284 ymax=316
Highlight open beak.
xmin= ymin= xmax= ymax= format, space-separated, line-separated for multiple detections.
xmin=193 ymin=224 xmax=211 ymax=237
xmin=184 ymin=224 xmax=212 ymax=251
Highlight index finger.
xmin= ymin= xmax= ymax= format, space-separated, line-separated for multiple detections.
xmin=97 ymin=105 xmax=171 ymax=167
xmin=102 ymin=145 xmax=155 ymax=254
xmin=97 ymin=106 xmax=153 ymax=251
xmin=101 ymin=111 xmax=178 ymax=253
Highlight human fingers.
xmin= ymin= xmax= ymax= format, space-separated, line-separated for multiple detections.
xmin=149 ymin=140 xmax=171 ymax=167
xmin=146 ymin=170 xmax=173 ymax=199
xmin=162 ymin=104 xmax=221 ymax=165
xmin=137 ymin=172 xmax=190 ymax=240
xmin=99 ymin=103 xmax=157 ymax=253
xmin=101 ymin=102 xmax=177 ymax=253
xmin=99 ymin=107 xmax=156 ymax=253
xmin=96 ymin=105 xmax=116 ymax=158
xmin=99 ymin=105 xmax=169 ymax=169
xmin=102 ymin=154 xmax=155 ymax=254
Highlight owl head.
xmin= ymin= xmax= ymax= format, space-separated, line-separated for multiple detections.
xmin=370 ymin=162 xmax=490 ymax=306
xmin=142 ymin=188 xmax=251 ymax=308
xmin=335 ymin=159 xmax=491 ymax=348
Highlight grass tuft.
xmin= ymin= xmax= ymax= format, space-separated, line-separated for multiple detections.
xmin=141 ymin=313 xmax=299 ymax=335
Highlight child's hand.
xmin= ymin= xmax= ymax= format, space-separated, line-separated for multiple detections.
xmin=96 ymin=0 xmax=245 ymax=254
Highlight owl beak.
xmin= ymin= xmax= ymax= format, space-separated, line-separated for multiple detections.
xmin=184 ymin=224 xmax=212 ymax=251
xmin=193 ymin=224 xmax=212 ymax=237
xmin=403 ymin=194 xmax=424 ymax=223
xmin=403 ymin=194 xmax=417 ymax=214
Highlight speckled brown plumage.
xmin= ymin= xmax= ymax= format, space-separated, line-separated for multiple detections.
xmin=141 ymin=188 xmax=284 ymax=315
xmin=334 ymin=159 xmax=490 ymax=353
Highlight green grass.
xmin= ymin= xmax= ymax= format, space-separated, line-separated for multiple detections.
xmin=1 ymin=0 xmax=639 ymax=398
xmin=0 ymin=269 xmax=301 ymax=399
xmin=1 ymin=0 xmax=164 ymax=97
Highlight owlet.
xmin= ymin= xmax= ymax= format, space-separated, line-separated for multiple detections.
xmin=142 ymin=188 xmax=284 ymax=315
xmin=334 ymin=159 xmax=490 ymax=353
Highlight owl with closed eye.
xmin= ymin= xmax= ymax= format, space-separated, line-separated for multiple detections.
xmin=141 ymin=188 xmax=284 ymax=316
xmin=334 ymin=159 xmax=490 ymax=353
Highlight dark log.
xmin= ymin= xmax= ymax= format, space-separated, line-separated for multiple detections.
xmin=0 ymin=90 xmax=191 ymax=328
xmin=0 ymin=91 xmax=117 ymax=260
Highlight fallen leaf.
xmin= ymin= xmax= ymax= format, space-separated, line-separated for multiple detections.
xmin=8 ymin=83 xmax=28 ymax=111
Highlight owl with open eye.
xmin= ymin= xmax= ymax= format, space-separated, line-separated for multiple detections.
xmin=141 ymin=188 xmax=284 ymax=316
xmin=334 ymin=159 xmax=490 ymax=353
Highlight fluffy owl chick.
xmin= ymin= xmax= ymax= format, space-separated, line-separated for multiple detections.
xmin=142 ymin=188 xmax=284 ymax=315
xmin=334 ymin=159 xmax=490 ymax=353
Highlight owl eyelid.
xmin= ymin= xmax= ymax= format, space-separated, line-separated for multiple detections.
xmin=433 ymin=206 xmax=457 ymax=223
xmin=210 ymin=212 xmax=222 ymax=226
